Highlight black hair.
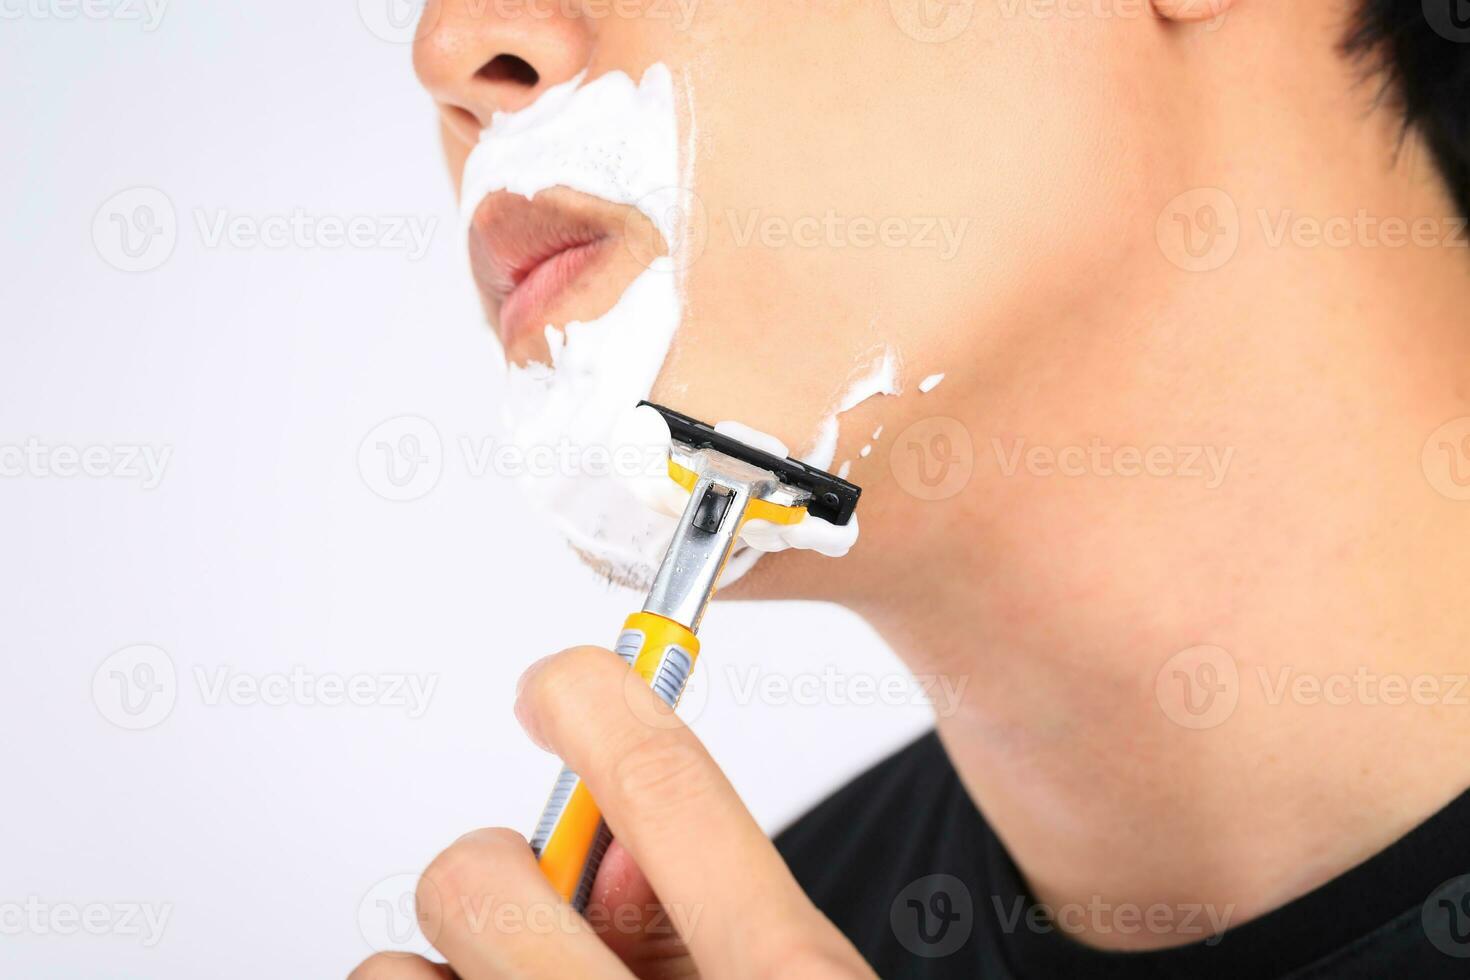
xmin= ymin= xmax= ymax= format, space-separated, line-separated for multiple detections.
xmin=1347 ymin=2 xmax=1470 ymax=218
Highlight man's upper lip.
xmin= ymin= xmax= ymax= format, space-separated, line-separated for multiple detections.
xmin=470 ymin=192 xmax=612 ymax=307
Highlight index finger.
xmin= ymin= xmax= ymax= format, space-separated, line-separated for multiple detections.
xmin=516 ymin=646 xmax=861 ymax=976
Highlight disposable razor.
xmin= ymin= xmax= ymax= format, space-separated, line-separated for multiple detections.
xmin=530 ymin=401 xmax=862 ymax=912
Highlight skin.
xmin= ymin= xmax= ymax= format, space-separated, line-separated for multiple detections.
xmin=357 ymin=0 xmax=1470 ymax=974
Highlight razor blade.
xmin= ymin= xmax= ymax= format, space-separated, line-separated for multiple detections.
xmin=638 ymin=402 xmax=862 ymax=631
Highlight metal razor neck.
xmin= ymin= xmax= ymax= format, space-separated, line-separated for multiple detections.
xmin=642 ymin=474 xmax=753 ymax=633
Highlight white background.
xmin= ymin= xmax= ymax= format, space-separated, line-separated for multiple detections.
xmin=0 ymin=3 xmax=930 ymax=976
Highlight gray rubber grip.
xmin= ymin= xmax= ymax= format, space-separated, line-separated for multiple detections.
xmin=528 ymin=628 xmax=653 ymax=912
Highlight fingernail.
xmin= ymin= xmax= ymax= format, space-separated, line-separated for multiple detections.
xmin=515 ymin=657 xmax=553 ymax=751
xmin=516 ymin=656 xmax=551 ymax=700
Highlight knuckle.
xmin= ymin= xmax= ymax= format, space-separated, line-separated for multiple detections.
xmin=749 ymin=935 xmax=862 ymax=980
xmin=347 ymin=951 xmax=421 ymax=980
xmin=726 ymin=904 xmax=864 ymax=980
xmin=608 ymin=729 xmax=717 ymax=817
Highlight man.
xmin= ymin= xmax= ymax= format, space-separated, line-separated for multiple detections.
xmin=354 ymin=0 xmax=1470 ymax=975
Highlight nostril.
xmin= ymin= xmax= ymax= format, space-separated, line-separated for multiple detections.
xmin=477 ymin=53 xmax=540 ymax=88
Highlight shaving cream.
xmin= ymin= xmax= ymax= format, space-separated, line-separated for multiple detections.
xmin=460 ymin=67 xmax=687 ymax=587
xmin=459 ymin=67 xmax=681 ymax=248
xmin=804 ymin=344 xmax=903 ymax=471
xmin=918 ymin=372 xmax=946 ymax=393
xmin=460 ymin=65 xmax=871 ymax=590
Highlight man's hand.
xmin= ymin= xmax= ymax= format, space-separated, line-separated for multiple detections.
xmin=349 ymin=645 xmax=875 ymax=979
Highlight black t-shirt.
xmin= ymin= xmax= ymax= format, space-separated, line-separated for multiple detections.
xmin=774 ymin=732 xmax=1470 ymax=979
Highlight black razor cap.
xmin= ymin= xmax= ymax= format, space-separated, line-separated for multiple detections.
xmin=639 ymin=401 xmax=862 ymax=526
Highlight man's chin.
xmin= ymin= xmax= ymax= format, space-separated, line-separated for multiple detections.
xmin=567 ymin=544 xmax=658 ymax=594
xmin=566 ymin=541 xmax=786 ymax=601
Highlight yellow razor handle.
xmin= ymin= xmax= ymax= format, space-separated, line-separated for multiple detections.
xmin=530 ymin=611 xmax=701 ymax=911
xmin=530 ymin=446 xmax=810 ymax=912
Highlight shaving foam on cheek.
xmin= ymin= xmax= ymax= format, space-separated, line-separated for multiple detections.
xmin=723 ymin=344 xmax=906 ymax=580
xmin=804 ymin=344 xmax=904 ymax=472
xmin=728 ymin=346 xmax=908 ymax=572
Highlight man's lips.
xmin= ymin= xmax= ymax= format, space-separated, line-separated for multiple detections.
xmin=499 ymin=238 xmax=612 ymax=349
xmin=469 ymin=192 xmax=618 ymax=355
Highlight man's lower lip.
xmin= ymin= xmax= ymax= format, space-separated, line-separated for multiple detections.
xmin=497 ymin=239 xmax=612 ymax=352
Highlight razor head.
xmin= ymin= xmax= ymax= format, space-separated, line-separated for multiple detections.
xmin=639 ymin=401 xmax=862 ymax=526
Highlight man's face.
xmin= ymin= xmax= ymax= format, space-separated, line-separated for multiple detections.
xmin=414 ymin=0 xmax=1181 ymax=597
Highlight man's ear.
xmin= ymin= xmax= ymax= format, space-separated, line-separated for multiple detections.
xmin=1152 ymin=0 xmax=1236 ymax=22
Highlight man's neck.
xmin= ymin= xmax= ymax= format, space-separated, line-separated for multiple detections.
xmin=854 ymin=165 xmax=1470 ymax=950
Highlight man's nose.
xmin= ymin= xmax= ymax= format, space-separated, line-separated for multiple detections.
xmin=414 ymin=0 xmax=594 ymax=143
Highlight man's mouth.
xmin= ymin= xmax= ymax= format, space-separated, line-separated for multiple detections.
xmin=468 ymin=191 xmax=619 ymax=360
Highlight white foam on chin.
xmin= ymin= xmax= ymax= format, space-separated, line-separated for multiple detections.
xmin=459 ymin=66 xmax=688 ymax=588
xmin=503 ymin=273 xmax=686 ymax=588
